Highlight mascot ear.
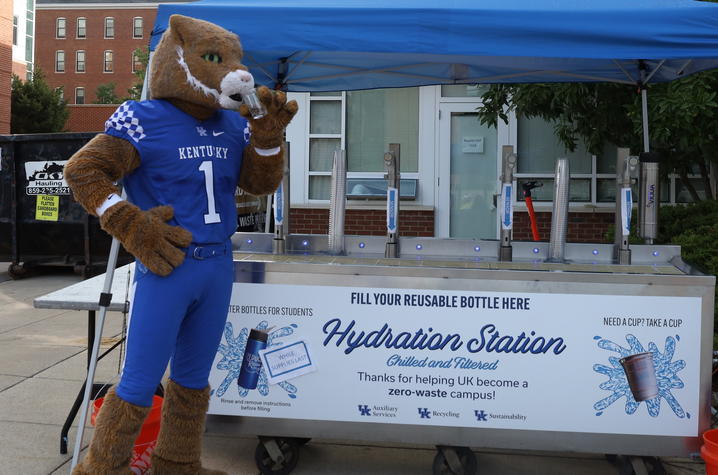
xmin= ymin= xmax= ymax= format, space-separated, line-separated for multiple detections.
xmin=168 ymin=14 xmax=193 ymax=47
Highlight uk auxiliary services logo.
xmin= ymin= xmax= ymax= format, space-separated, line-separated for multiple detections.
xmin=474 ymin=410 xmax=488 ymax=422
xmin=358 ymin=405 xmax=371 ymax=416
xmin=418 ymin=408 xmax=431 ymax=419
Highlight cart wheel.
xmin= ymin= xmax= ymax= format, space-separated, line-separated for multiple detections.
xmin=254 ymin=438 xmax=300 ymax=475
xmin=8 ymin=263 xmax=27 ymax=280
xmin=432 ymin=446 xmax=477 ymax=475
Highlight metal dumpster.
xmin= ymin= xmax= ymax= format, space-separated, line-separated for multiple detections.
xmin=0 ymin=133 xmax=132 ymax=278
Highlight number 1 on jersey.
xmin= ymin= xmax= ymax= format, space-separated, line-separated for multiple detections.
xmin=199 ymin=161 xmax=221 ymax=224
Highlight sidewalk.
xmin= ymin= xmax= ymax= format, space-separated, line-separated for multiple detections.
xmin=0 ymin=263 xmax=705 ymax=475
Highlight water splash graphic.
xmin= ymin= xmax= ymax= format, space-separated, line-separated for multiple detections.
xmin=214 ymin=320 xmax=299 ymax=399
xmin=593 ymin=334 xmax=686 ymax=418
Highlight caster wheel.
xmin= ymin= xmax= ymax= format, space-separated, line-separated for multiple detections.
xmin=255 ymin=438 xmax=300 ymax=475
xmin=432 ymin=446 xmax=477 ymax=475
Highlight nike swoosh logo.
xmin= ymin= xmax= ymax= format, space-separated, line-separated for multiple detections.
xmin=213 ymin=131 xmax=224 ymax=136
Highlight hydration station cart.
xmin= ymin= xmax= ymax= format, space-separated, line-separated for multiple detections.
xmin=207 ymin=235 xmax=714 ymax=474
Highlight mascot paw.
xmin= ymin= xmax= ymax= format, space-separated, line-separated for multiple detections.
xmin=240 ymin=86 xmax=298 ymax=149
xmin=100 ymin=201 xmax=193 ymax=276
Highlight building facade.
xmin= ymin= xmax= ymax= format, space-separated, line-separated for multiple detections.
xmin=283 ymin=85 xmax=710 ymax=240
xmin=1 ymin=0 xmax=35 ymax=134
xmin=34 ymin=0 xmax=166 ymax=106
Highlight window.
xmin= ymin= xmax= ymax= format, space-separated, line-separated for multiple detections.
xmin=55 ymin=50 xmax=65 ymax=73
xmin=514 ymin=115 xmax=697 ymax=206
xmin=103 ymin=50 xmax=113 ymax=73
xmin=104 ymin=17 xmax=114 ymax=38
xmin=25 ymin=0 xmax=33 ymax=71
xmin=132 ymin=51 xmax=143 ymax=73
xmin=77 ymin=17 xmax=86 ymax=38
xmin=75 ymin=87 xmax=85 ymax=104
xmin=133 ymin=17 xmax=143 ymax=38
xmin=75 ymin=50 xmax=85 ymax=73
xmin=307 ymin=89 xmax=420 ymax=200
xmin=56 ymin=87 xmax=64 ymax=102
xmin=56 ymin=17 xmax=66 ymax=38
xmin=13 ymin=16 xmax=18 ymax=45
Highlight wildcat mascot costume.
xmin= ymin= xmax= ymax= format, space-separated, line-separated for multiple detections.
xmin=64 ymin=15 xmax=297 ymax=474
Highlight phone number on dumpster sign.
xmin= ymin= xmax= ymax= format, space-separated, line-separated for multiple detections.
xmin=26 ymin=186 xmax=70 ymax=195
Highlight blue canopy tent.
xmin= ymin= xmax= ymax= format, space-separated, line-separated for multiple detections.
xmin=149 ymin=0 xmax=718 ymax=92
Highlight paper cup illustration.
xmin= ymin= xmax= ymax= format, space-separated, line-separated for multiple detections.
xmin=620 ymin=352 xmax=658 ymax=401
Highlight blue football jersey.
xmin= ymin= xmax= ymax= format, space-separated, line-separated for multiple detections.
xmin=104 ymin=100 xmax=250 ymax=244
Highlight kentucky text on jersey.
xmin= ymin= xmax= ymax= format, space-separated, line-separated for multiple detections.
xmin=178 ymin=145 xmax=229 ymax=160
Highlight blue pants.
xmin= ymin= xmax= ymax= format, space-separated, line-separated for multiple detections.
xmin=116 ymin=242 xmax=233 ymax=407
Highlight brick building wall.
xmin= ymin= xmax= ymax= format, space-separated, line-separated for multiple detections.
xmin=35 ymin=6 xmax=155 ymax=104
xmin=290 ymin=208 xmax=435 ymax=237
xmin=0 ymin=0 xmax=12 ymax=134
xmin=65 ymin=103 xmax=116 ymax=131
xmin=289 ymin=207 xmax=614 ymax=243
xmin=513 ymin=211 xmax=614 ymax=243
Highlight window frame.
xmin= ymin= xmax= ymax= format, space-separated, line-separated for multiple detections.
xmin=133 ymin=17 xmax=143 ymax=39
xmin=76 ymin=17 xmax=86 ymax=39
xmin=75 ymin=87 xmax=85 ymax=105
xmin=132 ymin=51 xmax=143 ymax=73
xmin=56 ymin=17 xmax=66 ymax=39
xmin=103 ymin=50 xmax=113 ymax=73
xmin=104 ymin=17 xmax=114 ymax=39
xmin=75 ymin=50 xmax=86 ymax=73
xmin=55 ymin=50 xmax=65 ymax=73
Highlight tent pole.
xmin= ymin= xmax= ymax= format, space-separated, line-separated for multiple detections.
xmin=640 ymin=71 xmax=650 ymax=154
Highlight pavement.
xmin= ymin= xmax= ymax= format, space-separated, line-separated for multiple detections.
xmin=0 ymin=262 xmax=707 ymax=475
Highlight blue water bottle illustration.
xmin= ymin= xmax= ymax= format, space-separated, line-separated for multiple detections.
xmin=238 ymin=328 xmax=268 ymax=390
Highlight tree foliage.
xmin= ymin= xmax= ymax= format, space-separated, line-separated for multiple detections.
xmin=126 ymin=47 xmax=150 ymax=101
xmin=11 ymin=70 xmax=69 ymax=134
xmin=94 ymin=82 xmax=122 ymax=104
xmin=476 ymin=70 xmax=718 ymax=201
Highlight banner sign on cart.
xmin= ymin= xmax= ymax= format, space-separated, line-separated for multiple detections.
xmin=209 ymin=284 xmax=701 ymax=437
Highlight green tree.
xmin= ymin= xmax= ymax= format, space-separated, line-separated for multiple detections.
xmin=94 ymin=82 xmax=122 ymax=104
xmin=476 ymin=71 xmax=718 ymax=201
xmin=10 ymin=69 xmax=69 ymax=133
xmin=126 ymin=47 xmax=150 ymax=101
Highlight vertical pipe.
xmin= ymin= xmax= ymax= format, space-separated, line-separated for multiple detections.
xmin=384 ymin=143 xmax=400 ymax=258
xmin=614 ymin=148 xmax=637 ymax=264
xmin=328 ymin=149 xmax=346 ymax=255
xmin=639 ymin=152 xmax=660 ymax=245
xmin=272 ymin=142 xmax=290 ymax=254
xmin=499 ymin=145 xmax=517 ymax=262
xmin=548 ymin=158 xmax=570 ymax=262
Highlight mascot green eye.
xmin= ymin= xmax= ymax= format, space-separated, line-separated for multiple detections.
xmin=202 ymin=53 xmax=222 ymax=64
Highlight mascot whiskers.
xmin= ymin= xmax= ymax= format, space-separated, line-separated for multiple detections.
xmin=64 ymin=14 xmax=297 ymax=474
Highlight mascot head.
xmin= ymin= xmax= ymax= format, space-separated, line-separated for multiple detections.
xmin=150 ymin=15 xmax=254 ymax=111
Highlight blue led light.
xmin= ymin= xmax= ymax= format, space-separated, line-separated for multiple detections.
xmin=652 ymin=250 xmax=660 ymax=257
xmin=416 ymin=244 xmax=423 ymax=250
xmin=302 ymin=240 xmax=309 ymax=247
xmin=592 ymin=249 xmax=599 ymax=256
xmin=358 ymin=242 xmax=366 ymax=249
xmin=533 ymin=247 xmax=540 ymax=254
xmin=246 ymin=239 xmax=253 ymax=245
xmin=474 ymin=246 xmax=481 ymax=252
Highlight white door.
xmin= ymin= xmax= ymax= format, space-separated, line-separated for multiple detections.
xmin=436 ymin=103 xmax=505 ymax=239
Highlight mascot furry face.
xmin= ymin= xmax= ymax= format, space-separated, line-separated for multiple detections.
xmin=150 ymin=15 xmax=255 ymax=110
xmin=65 ymin=15 xmax=297 ymax=475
